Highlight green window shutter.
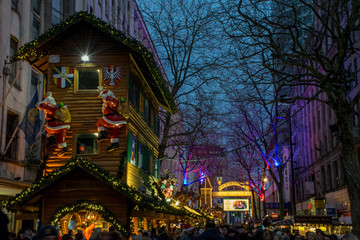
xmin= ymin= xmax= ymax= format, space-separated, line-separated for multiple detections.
xmin=154 ymin=114 xmax=160 ymax=137
xmin=128 ymin=74 xmax=134 ymax=105
xmin=143 ymin=146 xmax=150 ymax=171
xmin=135 ymin=84 xmax=140 ymax=111
xmin=136 ymin=140 xmax=140 ymax=167
xmin=157 ymin=158 xmax=161 ymax=179
xmin=148 ymin=104 xmax=152 ymax=127
xmin=127 ymin=133 xmax=132 ymax=163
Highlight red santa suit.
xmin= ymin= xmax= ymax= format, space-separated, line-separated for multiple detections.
xmin=96 ymin=89 xmax=126 ymax=144
xmin=37 ymin=96 xmax=70 ymax=148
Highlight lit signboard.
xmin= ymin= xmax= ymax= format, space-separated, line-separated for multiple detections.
xmin=223 ymin=199 xmax=249 ymax=211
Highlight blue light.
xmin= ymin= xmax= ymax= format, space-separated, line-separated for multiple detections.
xmin=200 ymin=172 xmax=204 ymax=183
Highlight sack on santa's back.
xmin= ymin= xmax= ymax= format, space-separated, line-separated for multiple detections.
xmin=55 ymin=103 xmax=71 ymax=123
xmin=117 ymin=97 xmax=129 ymax=119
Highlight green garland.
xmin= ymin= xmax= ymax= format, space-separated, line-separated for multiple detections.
xmin=2 ymin=156 xmax=208 ymax=220
xmin=117 ymin=151 xmax=127 ymax=179
xmin=15 ymin=11 xmax=176 ymax=113
xmin=50 ymin=200 xmax=129 ymax=236
xmin=2 ymin=156 xmax=142 ymax=210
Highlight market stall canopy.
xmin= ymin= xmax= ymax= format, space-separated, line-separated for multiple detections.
xmin=272 ymin=219 xmax=294 ymax=226
xmin=2 ymin=157 xmax=207 ymax=220
xmin=13 ymin=11 xmax=175 ymax=113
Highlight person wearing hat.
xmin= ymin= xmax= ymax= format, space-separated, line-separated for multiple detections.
xmin=196 ymin=221 xmax=224 ymax=240
xmin=180 ymin=224 xmax=195 ymax=240
xmin=36 ymin=225 xmax=58 ymax=240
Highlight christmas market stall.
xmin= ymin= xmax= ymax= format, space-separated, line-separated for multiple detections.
xmin=2 ymin=157 xmax=209 ymax=237
xmin=1 ymin=11 xmax=208 ymax=236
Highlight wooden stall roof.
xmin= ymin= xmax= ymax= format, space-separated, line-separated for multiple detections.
xmin=14 ymin=11 xmax=175 ymax=113
xmin=2 ymin=157 xmax=208 ymax=220
xmin=2 ymin=157 xmax=141 ymax=211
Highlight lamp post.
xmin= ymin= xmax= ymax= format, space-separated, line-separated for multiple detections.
xmin=262 ymin=175 xmax=268 ymax=217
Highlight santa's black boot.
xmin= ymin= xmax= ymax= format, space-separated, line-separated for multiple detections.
xmin=46 ymin=136 xmax=56 ymax=147
xmin=57 ymin=147 xmax=67 ymax=157
xmin=107 ymin=143 xmax=119 ymax=152
xmin=97 ymin=131 xmax=107 ymax=142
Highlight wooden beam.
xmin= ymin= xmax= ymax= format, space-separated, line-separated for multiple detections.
xmin=11 ymin=205 xmax=39 ymax=212
xmin=15 ymin=212 xmax=39 ymax=220
xmin=131 ymin=211 xmax=156 ymax=218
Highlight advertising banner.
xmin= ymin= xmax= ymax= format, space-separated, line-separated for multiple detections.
xmin=223 ymin=199 xmax=249 ymax=211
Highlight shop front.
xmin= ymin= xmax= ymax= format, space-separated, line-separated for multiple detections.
xmin=2 ymin=158 xmax=208 ymax=238
xmin=293 ymin=216 xmax=332 ymax=235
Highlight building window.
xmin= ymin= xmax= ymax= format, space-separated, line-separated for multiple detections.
xmin=333 ymin=160 xmax=338 ymax=180
xmin=75 ymin=68 xmax=101 ymax=91
xmin=144 ymin=98 xmax=149 ymax=123
xmin=321 ymin=166 xmax=326 ymax=192
xmin=31 ymin=70 xmax=39 ymax=95
xmin=317 ymin=110 xmax=321 ymax=129
xmin=348 ymin=65 xmax=354 ymax=90
xmin=327 ymin=164 xmax=332 ymax=189
xmin=105 ymin=0 xmax=109 ymax=17
xmin=32 ymin=18 xmax=40 ymax=40
xmin=11 ymin=0 xmax=19 ymax=10
xmin=355 ymin=58 xmax=358 ymax=84
xmin=154 ymin=114 xmax=160 ymax=137
xmin=9 ymin=37 xmax=20 ymax=87
xmin=52 ymin=0 xmax=63 ymax=26
xmin=313 ymin=116 xmax=316 ymax=134
xmin=5 ymin=111 xmax=19 ymax=159
xmin=312 ymin=89 xmax=315 ymax=105
xmin=33 ymin=0 xmax=40 ymax=15
xmin=112 ymin=0 xmax=116 ymax=25
xmin=76 ymin=133 xmax=98 ymax=155
xmin=322 ymin=105 xmax=326 ymax=124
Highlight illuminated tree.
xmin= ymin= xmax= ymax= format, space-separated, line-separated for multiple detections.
xmin=138 ymin=0 xmax=228 ymax=161
xmin=219 ymin=0 xmax=360 ymax=234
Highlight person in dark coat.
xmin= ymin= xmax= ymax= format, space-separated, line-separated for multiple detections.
xmin=158 ymin=227 xmax=171 ymax=240
xmin=0 ymin=210 xmax=9 ymax=240
xmin=225 ymin=229 xmax=239 ymax=240
xmin=196 ymin=221 xmax=224 ymax=240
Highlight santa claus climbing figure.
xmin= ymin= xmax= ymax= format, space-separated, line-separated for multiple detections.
xmin=97 ymin=86 xmax=127 ymax=152
xmin=37 ymin=92 xmax=71 ymax=157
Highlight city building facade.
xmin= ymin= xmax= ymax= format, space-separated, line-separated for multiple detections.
xmin=288 ymin=0 xmax=356 ymax=225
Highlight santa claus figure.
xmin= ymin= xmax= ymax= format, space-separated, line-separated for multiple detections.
xmin=96 ymin=86 xmax=127 ymax=152
xmin=37 ymin=92 xmax=70 ymax=157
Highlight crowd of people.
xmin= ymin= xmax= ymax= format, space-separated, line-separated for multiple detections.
xmin=4 ymin=220 xmax=358 ymax=240
xmin=130 ymin=221 xmax=357 ymax=240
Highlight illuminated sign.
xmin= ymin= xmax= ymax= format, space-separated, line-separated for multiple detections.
xmin=223 ymin=199 xmax=249 ymax=211
xmin=218 ymin=181 xmax=249 ymax=191
xmin=213 ymin=191 xmax=252 ymax=197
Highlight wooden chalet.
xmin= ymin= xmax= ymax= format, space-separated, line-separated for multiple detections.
xmin=3 ymin=12 xmax=207 ymax=236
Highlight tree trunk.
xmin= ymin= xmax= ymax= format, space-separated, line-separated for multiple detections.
xmin=251 ymin=189 xmax=258 ymax=219
xmin=263 ymin=192 xmax=267 ymax=218
xmin=278 ymin=172 xmax=285 ymax=219
xmin=339 ymin=111 xmax=360 ymax=238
